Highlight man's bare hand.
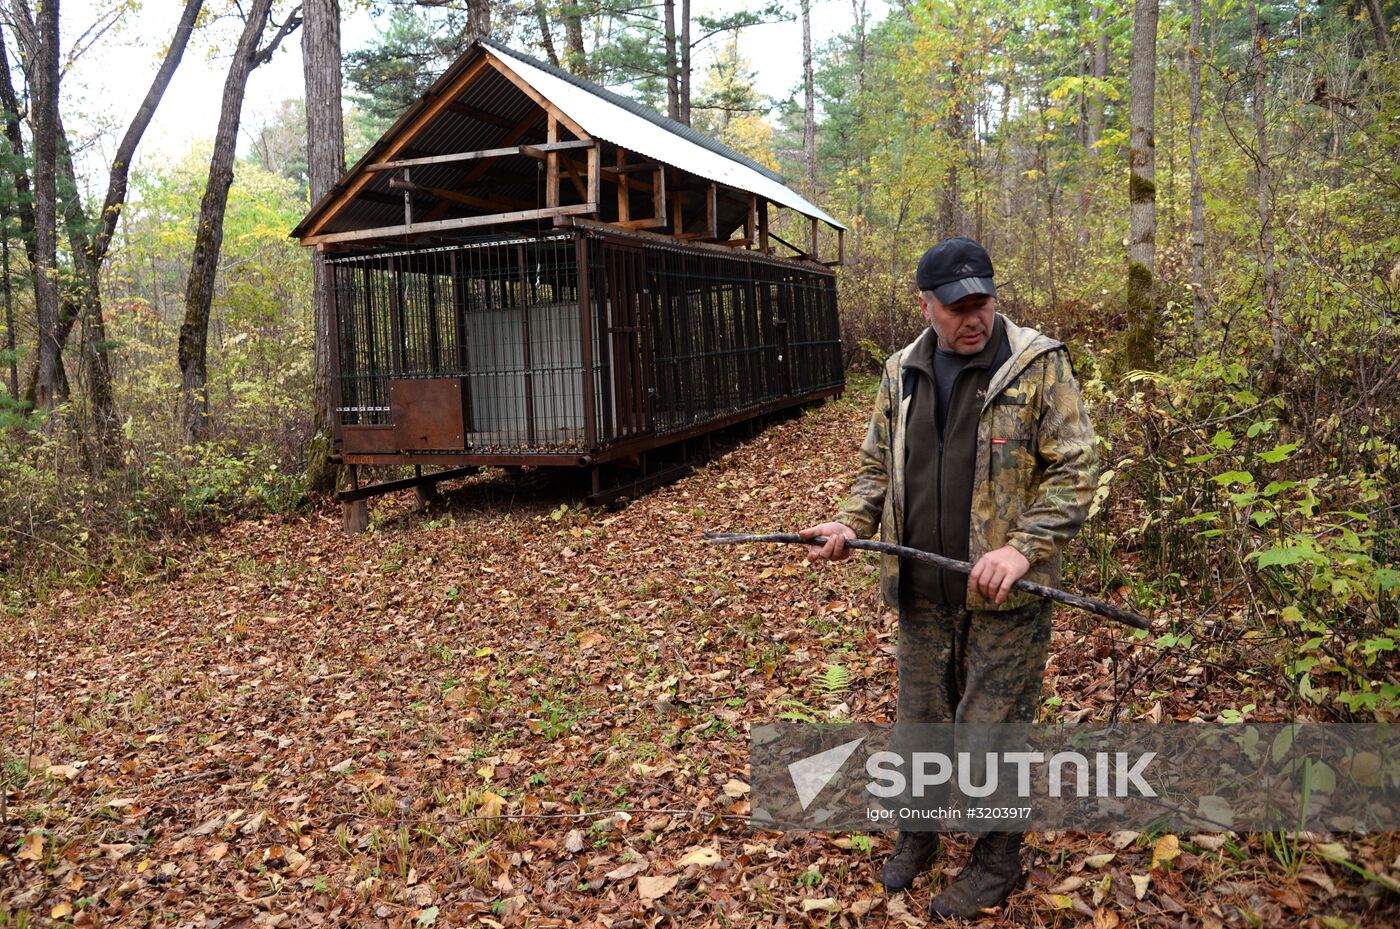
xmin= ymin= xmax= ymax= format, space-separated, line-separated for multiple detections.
xmin=798 ymin=522 xmax=857 ymax=563
xmin=969 ymin=545 xmax=1031 ymax=604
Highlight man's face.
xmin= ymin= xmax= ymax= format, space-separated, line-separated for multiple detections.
xmin=919 ymin=292 xmax=996 ymax=355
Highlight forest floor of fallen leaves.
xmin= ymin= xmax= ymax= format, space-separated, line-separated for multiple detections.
xmin=2 ymin=378 xmax=1397 ymax=928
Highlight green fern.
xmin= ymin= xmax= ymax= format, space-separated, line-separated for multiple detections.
xmin=817 ymin=663 xmax=852 ymax=696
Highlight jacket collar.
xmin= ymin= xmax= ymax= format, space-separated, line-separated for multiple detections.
xmin=893 ymin=312 xmax=1063 ymax=402
xmin=902 ymin=314 xmax=1007 ymax=380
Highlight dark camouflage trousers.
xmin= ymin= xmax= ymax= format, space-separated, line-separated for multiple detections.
xmin=884 ymin=592 xmax=1053 ymax=831
xmin=896 ymin=592 xmax=1053 ymax=726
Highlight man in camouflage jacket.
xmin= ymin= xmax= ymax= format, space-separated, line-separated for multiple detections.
xmin=801 ymin=237 xmax=1098 ymax=920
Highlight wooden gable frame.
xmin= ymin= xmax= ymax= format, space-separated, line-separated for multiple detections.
xmin=297 ymin=46 xmax=840 ymax=263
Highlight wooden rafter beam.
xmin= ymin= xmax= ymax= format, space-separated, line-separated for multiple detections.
xmin=444 ymin=100 xmax=516 ymax=129
xmin=485 ymin=50 xmax=589 ymax=139
xmin=560 ymin=154 xmax=588 ymax=200
xmin=388 ymin=176 xmax=532 ymax=211
xmin=302 ymin=203 xmax=599 ymax=246
xmin=303 ymin=54 xmax=492 ymax=238
xmin=369 ymin=139 xmax=591 ymax=172
xmin=419 ymin=108 xmax=548 ymax=224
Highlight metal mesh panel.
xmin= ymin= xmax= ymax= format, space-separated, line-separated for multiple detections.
xmin=329 ymin=233 xmax=602 ymax=453
xmin=327 ymin=229 xmax=843 ymax=457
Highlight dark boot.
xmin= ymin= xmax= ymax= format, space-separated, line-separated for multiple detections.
xmin=928 ymin=832 xmax=1024 ymax=919
xmin=878 ymin=831 xmax=940 ymax=892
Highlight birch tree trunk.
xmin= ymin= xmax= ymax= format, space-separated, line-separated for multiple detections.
xmin=303 ymin=0 xmax=345 ymax=495
xmin=178 ymin=0 xmax=299 ymax=443
xmin=1123 ymin=0 xmax=1158 ymax=374
xmin=1188 ymin=0 xmax=1206 ymax=341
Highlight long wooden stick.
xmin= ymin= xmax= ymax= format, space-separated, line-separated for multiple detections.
xmin=703 ymin=532 xmax=1151 ymax=631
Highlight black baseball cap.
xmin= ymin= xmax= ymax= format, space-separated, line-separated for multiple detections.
xmin=916 ymin=236 xmax=996 ymax=306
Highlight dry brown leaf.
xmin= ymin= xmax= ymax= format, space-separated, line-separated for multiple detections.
xmin=636 ymin=874 xmax=678 ymax=902
xmin=16 ymin=833 xmax=43 ymax=862
xmin=885 ymin=895 xmax=925 ymax=929
xmin=676 ymin=845 xmax=721 ymax=867
xmin=604 ymin=859 xmax=648 ymax=882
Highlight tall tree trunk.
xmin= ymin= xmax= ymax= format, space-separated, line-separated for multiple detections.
xmin=178 ymin=0 xmax=299 ymax=443
xmin=1088 ymin=2 xmax=1108 ymax=151
xmin=10 ymin=0 xmax=201 ymax=449
xmin=851 ymin=0 xmax=867 ymax=225
xmin=941 ymin=60 xmax=966 ymax=238
xmin=0 ymin=35 xmax=36 ymax=275
xmin=563 ymin=6 xmax=586 ymax=77
xmin=664 ymin=0 xmax=679 ymax=120
xmin=1123 ymin=0 xmax=1158 ymax=374
xmin=801 ymin=0 xmax=815 ymax=190
xmin=466 ymin=0 xmax=490 ymax=40
xmin=3 ymin=218 xmax=13 ymax=403
xmin=31 ymin=0 xmax=60 ymax=410
xmin=1362 ymin=0 xmax=1394 ymax=59
xmin=303 ymin=0 xmax=345 ymax=495
xmin=1188 ymin=0 xmax=1206 ymax=340
xmin=533 ymin=0 xmax=560 ymax=67
xmin=1251 ymin=0 xmax=1283 ymax=369
xmin=84 ymin=0 xmax=204 ymax=466
xmin=679 ymin=0 xmax=691 ymax=125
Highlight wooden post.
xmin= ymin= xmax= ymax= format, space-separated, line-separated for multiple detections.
xmin=546 ymin=115 xmax=560 ymax=208
xmin=809 ymin=216 xmax=819 ymax=262
xmin=671 ymin=190 xmax=685 ymax=234
xmin=652 ymin=166 xmax=666 ymax=223
xmin=706 ymin=183 xmax=718 ymax=240
xmin=758 ymin=199 xmax=770 ymax=255
xmin=587 ymin=144 xmax=600 ymax=210
xmin=745 ymin=195 xmax=756 ymax=248
xmin=837 ymin=226 xmax=845 ymax=266
xmin=343 ymin=499 xmax=369 ymax=534
xmin=616 ymin=148 xmax=630 ymax=223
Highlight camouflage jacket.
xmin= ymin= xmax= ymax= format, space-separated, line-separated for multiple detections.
xmin=836 ymin=314 xmax=1099 ymax=611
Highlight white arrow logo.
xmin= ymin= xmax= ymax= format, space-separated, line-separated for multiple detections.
xmin=788 ymin=737 xmax=866 ymax=810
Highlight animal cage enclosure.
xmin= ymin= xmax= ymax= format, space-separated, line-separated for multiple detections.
xmin=328 ymin=227 xmax=842 ymax=487
xmin=293 ymin=38 xmax=847 ymax=521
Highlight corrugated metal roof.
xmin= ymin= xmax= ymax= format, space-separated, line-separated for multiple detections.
xmin=484 ymin=41 xmax=843 ymax=230
xmin=294 ymin=39 xmax=843 ymax=240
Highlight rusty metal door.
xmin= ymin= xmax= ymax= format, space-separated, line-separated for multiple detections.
xmin=601 ymin=244 xmax=654 ymax=439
